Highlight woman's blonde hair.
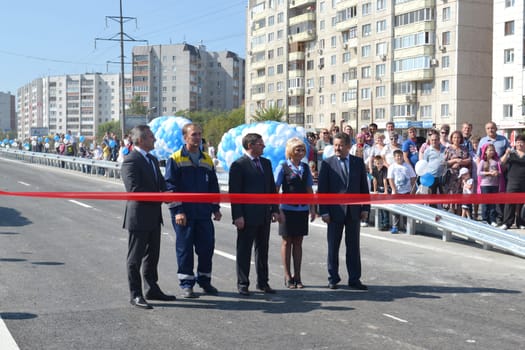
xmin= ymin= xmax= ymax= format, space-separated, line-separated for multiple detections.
xmin=285 ymin=137 xmax=307 ymax=159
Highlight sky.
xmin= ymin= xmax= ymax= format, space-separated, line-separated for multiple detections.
xmin=0 ymin=0 xmax=247 ymax=94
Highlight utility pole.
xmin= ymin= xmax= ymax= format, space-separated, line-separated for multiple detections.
xmin=95 ymin=0 xmax=147 ymax=137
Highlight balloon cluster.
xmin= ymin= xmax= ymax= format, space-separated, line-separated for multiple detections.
xmin=216 ymin=121 xmax=307 ymax=173
xmin=414 ymin=159 xmax=445 ymax=187
xmin=148 ymin=116 xmax=191 ymax=159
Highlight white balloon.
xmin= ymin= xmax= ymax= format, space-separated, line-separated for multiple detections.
xmin=414 ymin=159 xmax=429 ymax=176
xmin=323 ymin=145 xmax=334 ymax=159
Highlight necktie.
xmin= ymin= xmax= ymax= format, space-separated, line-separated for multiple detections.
xmin=341 ymin=157 xmax=349 ymax=183
xmin=146 ymin=153 xmax=158 ymax=181
xmin=253 ymin=158 xmax=264 ymax=173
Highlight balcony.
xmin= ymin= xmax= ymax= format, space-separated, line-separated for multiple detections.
xmin=288 ymin=87 xmax=305 ymax=96
xmin=289 ymin=0 xmax=316 ymax=10
xmin=289 ymin=30 xmax=316 ymax=43
xmin=335 ymin=17 xmax=358 ymax=32
xmin=289 ymin=51 xmax=305 ymax=61
xmin=395 ymin=0 xmax=435 ymax=13
xmin=289 ymin=12 xmax=316 ymax=27
xmin=288 ymin=105 xmax=305 ymax=114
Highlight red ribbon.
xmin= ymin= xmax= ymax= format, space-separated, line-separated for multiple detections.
xmin=0 ymin=191 xmax=523 ymax=205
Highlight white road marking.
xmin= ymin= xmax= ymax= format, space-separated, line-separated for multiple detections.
xmin=17 ymin=181 xmax=30 ymax=186
xmin=0 ymin=317 xmax=20 ymax=350
xmin=214 ymin=249 xmax=236 ymax=261
xmin=383 ymin=313 xmax=408 ymax=323
xmin=68 ymin=200 xmax=93 ymax=208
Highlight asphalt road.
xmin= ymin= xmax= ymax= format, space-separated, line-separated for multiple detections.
xmin=1 ymin=157 xmax=524 ymax=350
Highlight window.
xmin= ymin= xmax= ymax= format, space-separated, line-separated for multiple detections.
xmin=362 ymin=24 xmax=372 ymax=37
xmin=362 ymin=45 xmax=371 ymax=57
xmin=504 ymin=49 xmax=514 ymax=63
xmin=342 ymin=52 xmax=351 ymax=63
xmin=505 ymin=0 xmax=515 ymax=7
xmin=442 ymin=31 xmax=451 ymax=45
xmin=441 ymin=80 xmax=449 ymax=92
xmin=375 ymin=64 xmax=385 ymax=77
xmin=503 ymin=104 xmax=513 ymax=118
xmin=361 ymin=109 xmax=371 ymax=120
xmin=331 ymin=55 xmax=337 ymax=65
xmin=362 ymin=3 xmax=372 ymax=16
xmin=330 ymin=74 xmax=336 ymax=84
xmin=376 ymin=86 xmax=385 ymax=97
xmin=277 ymin=12 xmax=284 ymax=23
xmin=349 ymin=26 xmax=358 ymax=38
xmin=505 ymin=21 xmax=514 ymax=35
xmin=420 ymin=105 xmax=432 ymax=117
xmin=376 ymin=20 xmax=387 ymax=33
xmin=377 ymin=0 xmax=386 ymax=11
xmin=331 ymin=36 xmax=337 ymax=47
xmin=442 ymin=7 xmax=450 ymax=21
xmin=504 ymin=77 xmax=514 ymax=91
xmin=320 ymin=20 xmax=325 ymax=30
xmin=361 ymin=66 xmax=371 ymax=78
xmin=268 ymin=16 xmax=274 ymax=26
xmin=375 ymin=108 xmax=386 ymax=120
xmin=330 ymin=93 xmax=336 ymax=104
xmin=361 ymin=88 xmax=371 ymax=100
xmin=276 ymin=82 xmax=283 ymax=91
xmin=319 ymin=95 xmax=324 ymax=105
xmin=442 ymin=56 xmax=450 ymax=68
xmin=440 ymin=104 xmax=449 ymax=117
xmin=376 ymin=42 xmax=387 ymax=55
xmin=268 ymin=66 xmax=275 ymax=76
xmin=421 ymin=82 xmax=433 ymax=95
xmin=277 ymin=64 xmax=283 ymax=74
xmin=277 ymin=47 xmax=284 ymax=56
xmin=268 ymin=32 xmax=274 ymax=42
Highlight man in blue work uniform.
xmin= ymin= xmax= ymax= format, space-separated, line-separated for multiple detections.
xmin=165 ymin=123 xmax=222 ymax=298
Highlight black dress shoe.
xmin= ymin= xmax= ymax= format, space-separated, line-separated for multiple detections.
xmin=130 ymin=296 xmax=153 ymax=309
xmin=238 ymin=286 xmax=250 ymax=296
xmin=200 ymin=284 xmax=219 ymax=295
xmin=256 ymin=284 xmax=276 ymax=294
xmin=348 ymin=281 xmax=368 ymax=291
xmin=328 ymin=283 xmax=339 ymax=290
xmin=145 ymin=290 xmax=176 ymax=301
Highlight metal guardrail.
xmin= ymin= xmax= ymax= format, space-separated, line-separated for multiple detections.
xmin=373 ymin=204 xmax=525 ymax=258
xmin=0 ymin=148 xmax=122 ymax=180
xmin=3 ymin=148 xmax=524 ymax=258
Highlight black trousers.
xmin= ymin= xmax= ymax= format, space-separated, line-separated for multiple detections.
xmin=127 ymin=228 xmax=161 ymax=298
xmin=236 ymin=222 xmax=271 ymax=288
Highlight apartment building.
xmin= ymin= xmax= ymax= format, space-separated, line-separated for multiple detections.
xmin=245 ymin=0 xmax=493 ymax=133
xmin=17 ymin=73 xmax=131 ymax=140
xmin=131 ymin=43 xmax=245 ymax=116
xmin=492 ymin=0 xmax=525 ymax=133
xmin=0 ymin=91 xmax=16 ymax=133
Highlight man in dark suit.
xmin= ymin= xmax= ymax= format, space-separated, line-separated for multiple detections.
xmin=229 ymin=133 xmax=280 ymax=296
xmin=121 ymin=125 xmax=176 ymax=309
xmin=318 ymin=132 xmax=370 ymax=291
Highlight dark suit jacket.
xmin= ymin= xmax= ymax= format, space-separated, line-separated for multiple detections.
xmin=318 ymin=154 xmax=370 ymax=223
xmin=121 ymin=150 xmax=167 ymax=231
xmin=228 ymin=155 xmax=279 ymax=225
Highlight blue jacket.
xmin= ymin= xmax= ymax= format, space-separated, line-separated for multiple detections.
xmin=164 ymin=145 xmax=220 ymax=220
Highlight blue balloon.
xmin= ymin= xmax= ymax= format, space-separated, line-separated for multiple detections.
xmin=420 ymin=173 xmax=435 ymax=187
xmin=79 ymin=136 xmax=85 ymax=142
xmin=64 ymin=134 xmax=71 ymax=141
xmin=54 ymin=135 xmax=60 ymax=141
xmin=216 ymin=121 xmax=307 ymax=173
xmin=148 ymin=116 xmax=192 ymax=160
xmin=122 ymin=147 xmax=129 ymax=155
xmin=45 ymin=137 xmax=49 ymax=143
xmin=109 ymin=140 xmax=116 ymax=148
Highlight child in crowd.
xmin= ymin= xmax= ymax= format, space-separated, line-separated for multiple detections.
xmin=478 ymin=144 xmax=502 ymax=226
xmin=371 ymin=155 xmax=390 ymax=230
xmin=458 ymin=167 xmax=473 ymax=219
xmin=388 ymin=149 xmax=416 ymax=233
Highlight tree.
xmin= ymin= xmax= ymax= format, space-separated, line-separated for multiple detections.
xmin=203 ymin=106 xmax=245 ymax=146
xmin=251 ymin=105 xmax=285 ymax=122
xmin=97 ymin=120 xmax=121 ymax=141
xmin=128 ymin=95 xmax=147 ymax=116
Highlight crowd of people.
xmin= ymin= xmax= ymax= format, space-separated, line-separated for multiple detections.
xmin=306 ymin=121 xmax=525 ymax=233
